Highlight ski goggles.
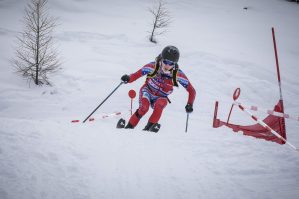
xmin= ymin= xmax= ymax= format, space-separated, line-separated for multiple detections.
xmin=162 ymin=59 xmax=175 ymax=66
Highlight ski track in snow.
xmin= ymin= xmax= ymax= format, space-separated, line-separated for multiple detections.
xmin=1 ymin=0 xmax=299 ymax=199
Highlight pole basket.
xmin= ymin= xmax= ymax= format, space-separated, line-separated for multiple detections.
xmin=213 ymin=100 xmax=287 ymax=145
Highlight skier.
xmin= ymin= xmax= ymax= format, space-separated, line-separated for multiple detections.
xmin=120 ymin=45 xmax=196 ymax=132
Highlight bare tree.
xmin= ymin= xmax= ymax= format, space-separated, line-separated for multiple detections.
xmin=148 ymin=0 xmax=172 ymax=44
xmin=12 ymin=0 xmax=60 ymax=86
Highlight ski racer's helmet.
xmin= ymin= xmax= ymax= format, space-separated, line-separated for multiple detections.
xmin=161 ymin=46 xmax=180 ymax=63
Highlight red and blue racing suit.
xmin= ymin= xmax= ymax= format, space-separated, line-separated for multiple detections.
xmin=127 ymin=61 xmax=196 ymax=127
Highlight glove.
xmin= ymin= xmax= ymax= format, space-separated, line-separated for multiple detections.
xmin=185 ymin=103 xmax=193 ymax=113
xmin=121 ymin=74 xmax=130 ymax=83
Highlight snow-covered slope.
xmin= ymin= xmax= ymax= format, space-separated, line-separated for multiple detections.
xmin=0 ymin=0 xmax=299 ymax=199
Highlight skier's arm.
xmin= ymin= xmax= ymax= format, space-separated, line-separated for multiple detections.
xmin=177 ymin=70 xmax=196 ymax=105
xmin=185 ymin=82 xmax=196 ymax=105
xmin=124 ymin=62 xmax=156 ymax=83
xmin=127 ymin=69 xmax=143 ymax=83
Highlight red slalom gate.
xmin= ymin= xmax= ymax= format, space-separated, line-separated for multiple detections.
xmin=213 ymin=89 xmax=286 ymax=145
xmin=235 ymin=101 xmax=298 ymax=151
xmin=212 ymin=28 xmax=299 ymax=152
xmin=213 ymin=88 xmax=298 ymax=152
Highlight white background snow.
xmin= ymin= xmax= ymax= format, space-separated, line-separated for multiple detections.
xmin=0 ymin=0 xmax=299 ymax=198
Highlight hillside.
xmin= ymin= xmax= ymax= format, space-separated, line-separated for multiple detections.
xmin=0 ymin=0 xmax=299 ymax=199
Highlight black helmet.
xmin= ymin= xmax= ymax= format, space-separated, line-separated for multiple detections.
xmin=161 ymin=46 xmax=180 ymax=63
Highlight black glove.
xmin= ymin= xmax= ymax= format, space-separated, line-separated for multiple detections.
xmin=121 ymin=74 xmax=130 ymax=83
xmin=185 ymin=103 xmax=193 ymax=113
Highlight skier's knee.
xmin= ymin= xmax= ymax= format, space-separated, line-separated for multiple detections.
xmin=139 ymin=98 xmax=150 ymax=115
xmin=155 ymin=98 xmax=168 ymax=109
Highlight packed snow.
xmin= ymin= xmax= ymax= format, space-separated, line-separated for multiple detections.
xmin=0 ymin=0 xmax=299 ymax=199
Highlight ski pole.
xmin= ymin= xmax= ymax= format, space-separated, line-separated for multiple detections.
xmin=185 ymin=113 xmax=189 ymax=133
xmin=83 ymin=82 xmax=124 ymax=123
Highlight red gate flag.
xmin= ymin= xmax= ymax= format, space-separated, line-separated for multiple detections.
xmin=213 ymin=100 xmax=286 ymax=145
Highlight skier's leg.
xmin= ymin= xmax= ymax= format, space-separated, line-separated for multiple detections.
xmin=126 ymin=92 xmax=150 ymax=128
xmin=143 ymin=98 xmax=168 ymax=130
xmin=149 ymin=97 xmax=168 ymax=123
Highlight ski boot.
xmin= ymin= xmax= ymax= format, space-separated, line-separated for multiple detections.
xmin=143 ymin=122 xmax=161 ymax=133
xmin=116 ymin=118 xmax=126 ymax=128
xmin=116 ymin=118 xmax=134 ymax=129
